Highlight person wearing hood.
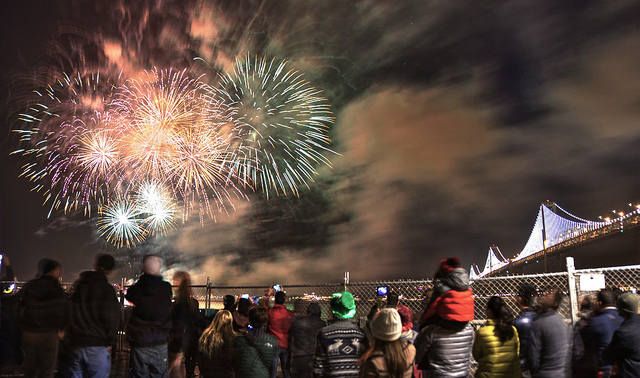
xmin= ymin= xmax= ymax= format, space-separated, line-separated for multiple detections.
xmin=18 ymin=258 xmax=67 ymax=378
xmin=66 ymin=253 xmax=120 ymax=378
xmin=126 ymin=254 xmax=173 ymax=378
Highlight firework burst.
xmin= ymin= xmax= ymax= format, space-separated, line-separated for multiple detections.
xmin=213 ymin=55 xmax=336 ymax=198
xmin=113 ymin=68 xmax=245 ymax=220
xmin=13 ymin=71 xmax=122 ymax=215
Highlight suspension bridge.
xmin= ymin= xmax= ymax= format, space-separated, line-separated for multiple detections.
xmin=470 ymin=201 xmax=640 ymax=278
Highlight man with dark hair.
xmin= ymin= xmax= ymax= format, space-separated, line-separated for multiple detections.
xmin=386 ymin=292 xmax=399 ymax=308
xmin=289 ymin=303 xmax=326 ymax=378
xmin=263 ymin=288 xmax=296 ymax=378
xmin=603 ymin=292 xmax=640 ymax=378
xmin=576 ymin=289 xmax=623 ymax=378
xmin=233 ymin=307 xmax=278 ymax=378
xmin=126 ymin=254 xmax=173 ymax=378
xmin=18 ymin=258 xmax=67 ymax=378
xmin=223 ymin=294 xmax=237 ymax=311
xmin=67 ymin=253 xmax=120 ymax=378
xmin=514 ymin=283 xmax=537 ymax=376
xmin=528 ymin=287 xmax=569 ymax=378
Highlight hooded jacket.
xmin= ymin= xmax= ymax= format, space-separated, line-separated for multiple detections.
xmin=67 ymin=270 xmax=120 ymax=347
xmin=125 ymin=273 xmax=173 ymax=347
xmin=19 ymin=275 xmax=67 ymax=333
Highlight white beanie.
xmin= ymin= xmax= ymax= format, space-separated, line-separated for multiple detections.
xmin=371 ymin=308 xmax=402 ymax=342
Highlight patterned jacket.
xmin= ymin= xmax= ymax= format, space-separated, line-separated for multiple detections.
xmin=313 ymin=320 xmax=368 ymax=377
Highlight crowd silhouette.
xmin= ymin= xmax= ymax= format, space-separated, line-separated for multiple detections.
xmin=1 ymin=255 xmax=639 ymax=378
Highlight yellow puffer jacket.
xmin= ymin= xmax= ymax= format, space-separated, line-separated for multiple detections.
xmin=472 ymin=319 xmax=522 ymax=378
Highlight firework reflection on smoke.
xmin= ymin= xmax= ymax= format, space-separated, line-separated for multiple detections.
xmin=213 ymin=55 xmax=336 ymax=198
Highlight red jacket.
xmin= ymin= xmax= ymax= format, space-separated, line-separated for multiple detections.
xmin=266 ymin=304 xmax=296 ymax=348
xmin=422 ymin=289 xmax=474 ymax=322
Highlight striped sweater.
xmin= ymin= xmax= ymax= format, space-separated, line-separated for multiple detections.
xmin=313 ymin=320 xmax=368 ymax=377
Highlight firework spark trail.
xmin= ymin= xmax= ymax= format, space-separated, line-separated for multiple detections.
xmin=213 ymin=54 xmax=337 ymax=198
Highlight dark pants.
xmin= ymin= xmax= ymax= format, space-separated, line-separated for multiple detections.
xmin=271 ymin=347 xmax=291 ymax=378
xmin=68 ymin=346 xmax=111 ymax=378
xmin=130 ymin=344 xmax=168 ymax=378
xmin=290 ymin=355 xmax=313 ymax=378
xmin=22 ymin=331 xmax=59 ymax=378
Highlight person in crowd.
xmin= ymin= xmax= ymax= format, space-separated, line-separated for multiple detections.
xmin=386 ymin=292 xmax=399 ymax=309
xmin=414 ymin=313 xmax=475 ymax=377
xmin=571 ymin=295 xmax=596 ymax=378
xmin=126 ymin=254 xmax=173 ymax=378
xmin=528 ymin=287 xmax=568 ymax=378
xmin=66 ymin=253 xmax=120 ymax=378
xmin=396 ymin=305 xmax=421 ymax=378
xmin=362 ymin=303 xmax=381 ymax=347
xmin=514 ymin=283 xmax=537 ymax=376
xmin=472 ymin=296 xmax=521 ymax=378
xmin=575 ymin=289 xmax=623 ymax=378
xmin=224 ymin=295 xmax=237 ymax=311
xmin=314 ymin=291 xmax=368 ymax=377
xmin=263 ymin=289 xmax=296 ymax=378
xmin=169 ymin=271 xmax=202 ymax=378
xmin=359 ymin=308 xmax=415 ymax=378
xmin=232 ymin=307 xmax=278 ymax=378
xmin=233 ymin=298 xmax=253 ymax=335
xmin=396 ymin=305 xmax=418 ymax=344
xmin=18 ymin=258 xmax=67 ymax=378
xmin=288 ymin=302 xmax=326 ymax=378
xmin=1 ymin=255 xmax=22 ymax=368
xmin=419 ymin=257 xmax=474 ymax=329
xmin=198 ymin=310 xmax=236 ymax=378
xmin=603 ymin=292 xmax=640 ymax=378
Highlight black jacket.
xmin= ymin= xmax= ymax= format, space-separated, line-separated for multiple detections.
xmin=288 ymin=314 xmax=326 ymax=357
xmin=19 ymin=275 xmax=67 ymax=333
xmin=125 ymin=273 xmax=173 ymax=347
xmin=603 ymin=314 xmax=640 ymax=378
xmin=67 ymin=270 xmax=120 ymax=347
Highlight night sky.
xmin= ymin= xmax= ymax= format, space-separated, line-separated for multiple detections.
xmin=1 ymin=1 xmax=639 ymax=285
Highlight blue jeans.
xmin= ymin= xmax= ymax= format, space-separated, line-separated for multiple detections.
xmin=271 ymin=347 xmax=291 ymax=378
xmin=130 ymin=344 xmax=168 ymax=378
xmin=68 ymin=346 xmax=111 ymax=378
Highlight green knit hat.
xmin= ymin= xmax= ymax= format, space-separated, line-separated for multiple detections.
xmin=331 ymin=291 xmax=356 ymax=319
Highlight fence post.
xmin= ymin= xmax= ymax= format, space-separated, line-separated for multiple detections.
xmin=344 ymin=272 xmax=349 ymax=292
xmin=206 ymin=276 xmax=211 ymax=312
xmin=566 ymin=257 xmax=578 ymax=327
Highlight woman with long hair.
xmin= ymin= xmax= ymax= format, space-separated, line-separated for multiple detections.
xmin=473 ymin=296 xmax=521 ymax=378
xmin=198 ymin=310 xmax=236 ymax=378
xmin=359 ymin=308 xmax=415 ymax=378
xmin=169 ymin=271 xmax=202 ymax=378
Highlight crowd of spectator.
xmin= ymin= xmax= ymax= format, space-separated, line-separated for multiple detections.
xmin=1 ymin=254 xmax=639 ymax=378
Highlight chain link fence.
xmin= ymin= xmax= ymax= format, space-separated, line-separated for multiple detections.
xmin=4 ymin=259 xmax=640 ymax=375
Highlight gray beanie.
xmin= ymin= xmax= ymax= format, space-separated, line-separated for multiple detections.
xmin=617 ymin=292 xmax=639 ymax=315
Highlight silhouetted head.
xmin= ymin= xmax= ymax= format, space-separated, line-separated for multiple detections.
xmin=275 ymin=291 xmax=286 ymax=305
